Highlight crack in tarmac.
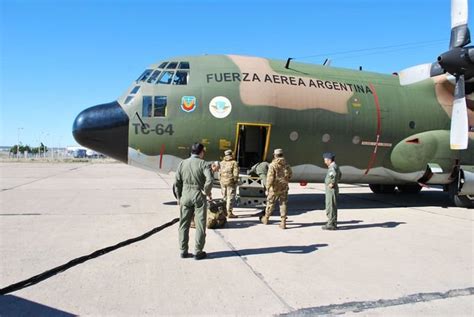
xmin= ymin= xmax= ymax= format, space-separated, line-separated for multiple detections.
xmin=280 ymin=287 xmax=474 ymax=316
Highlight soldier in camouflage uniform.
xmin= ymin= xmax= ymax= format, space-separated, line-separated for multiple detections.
xmin=322 ymin=152 xmax=342 ymax=230
xmin=220 ymin=149 xmax=239 ymax=219
xmin=174 ymin=143 xmax=213 ymax=260
xmin=261 ymin=149 xmax=292 ymax=229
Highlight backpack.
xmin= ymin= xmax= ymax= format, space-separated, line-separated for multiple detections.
xmin=207 ymin=199 xmax=227 ymax=229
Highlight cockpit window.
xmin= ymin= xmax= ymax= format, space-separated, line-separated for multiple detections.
xmin=139 ymin=61 xmax=190 ymax=85
xmin=178 ymin=62 xmax=189 ymax=69
xmin=142 ymin=95 xmax=167 ymax=117
xmin=124 ymin=96 xmax=134 ymax=105
xmin=142 ymin=96 xmax=153 ymax=117
xmin=136 ymin=69 xmax=153 ymax=82
xmin=130 ymin=86 xmax=140 ymax=94
xmin=154 ymin=96 xmax=167 ymax=117
xmin=173 ymin=71 xmax=188 ymax=85
xmin=157 ymin=71 xmax=174 ymax=85
xmin=147 ymin=70 xmax=161 ymax=84
xmin=166 ymin=62 xmax=178 ymax=69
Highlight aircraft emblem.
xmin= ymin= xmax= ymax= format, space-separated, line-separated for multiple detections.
xmin=181 ymin=96 xmax=197 ymax=112
xmin=209 ymin=96 xmax=232 ymax=118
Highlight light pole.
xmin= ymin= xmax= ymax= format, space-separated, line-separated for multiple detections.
xmin=38 ymin=131 xmax=43 ymax=158
xmin=17 ymin=127 xmax=23 ymax=159
xmin=45 ymin=133 xmax=50 ymax=159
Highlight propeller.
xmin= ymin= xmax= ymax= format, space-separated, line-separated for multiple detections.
xmin=399 ymin=0 xmax=473 ymax=149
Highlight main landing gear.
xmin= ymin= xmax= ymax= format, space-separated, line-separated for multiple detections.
xmin=369 ymin=184 xmax=422 ymax=194
xmin=447 ymin=179 xmax=474 ymax=208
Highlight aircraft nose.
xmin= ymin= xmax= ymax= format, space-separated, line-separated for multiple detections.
xmin=72 ymin=101 xmax=129 ymax=163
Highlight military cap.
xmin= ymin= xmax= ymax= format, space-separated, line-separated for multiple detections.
xmin=224 ymin=149 xmax=233 ymax=156
xmin=323 ymin=152 xmax=335 ymax=160
xmin=274 ymin=148 xmax=284 ymax=155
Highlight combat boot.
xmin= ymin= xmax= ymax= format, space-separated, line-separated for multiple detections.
xmin=279 ymin=217 xmax=286 ymax=229
xmin=260 ymin=215 xmax=269 ymax=225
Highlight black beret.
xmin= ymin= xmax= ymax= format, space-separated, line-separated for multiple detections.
xmin=323 ymin=152 xmax=335 ymax=160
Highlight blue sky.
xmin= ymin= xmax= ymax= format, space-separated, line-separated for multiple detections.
xmin=0 ymin=0 xmax=464 ymax=147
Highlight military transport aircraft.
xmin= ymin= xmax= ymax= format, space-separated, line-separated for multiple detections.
xmin=73 ymin=0 xmax=474 ymax=208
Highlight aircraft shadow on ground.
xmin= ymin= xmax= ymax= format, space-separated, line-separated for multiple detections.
xmin=0 ymin=295 xmax=75 ymax=317
xmin=209 ymin=243 xmax=328 ymax=259
xmin=286 ymin=190 xmax=452 ymax=216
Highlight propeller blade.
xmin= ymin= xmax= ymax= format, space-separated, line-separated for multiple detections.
xmin=399 ymin=63 xmax=444 ymax=86
xmin=450 ymin=0 xmax=470 ymax=48
xmin=450 ymin=75 xmax=469 ymax=149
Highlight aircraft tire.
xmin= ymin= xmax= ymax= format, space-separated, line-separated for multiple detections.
xmin=453 ymin=195 xmax=474 ymax=208
xmin=447 ymin=179 xmax=474 ymax=208
xmin=397 ymin=184 xmax=422 ymax=194
xmin=369 ymin=184 xmax=396 ymax=194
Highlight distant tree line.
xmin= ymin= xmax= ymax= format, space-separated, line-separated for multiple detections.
xmin=10 ymin=143 xmax=48 ymax=155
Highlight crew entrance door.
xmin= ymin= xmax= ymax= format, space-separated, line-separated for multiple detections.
xmin=234 ymin=123 xmax=271 ymax=169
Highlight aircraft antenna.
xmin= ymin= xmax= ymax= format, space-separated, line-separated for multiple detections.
xmin=285 ymin=58 xmax=293 ymax=69
xmin=134 ymin=112 xmax=146 ymax=129
xmin=323 ymin=58 xmax=332 ymax=66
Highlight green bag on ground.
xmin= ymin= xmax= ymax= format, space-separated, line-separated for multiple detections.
xmin=207 ymin=199 xmax=227 ymax=229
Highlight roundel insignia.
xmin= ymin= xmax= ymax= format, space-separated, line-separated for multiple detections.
xmin=209 ymin=96 xmax=232 ymax=118
xmin=181 ymin=96 xmax=197 ymax=112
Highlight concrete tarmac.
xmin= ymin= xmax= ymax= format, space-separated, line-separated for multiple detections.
xmin=0 ymin=162 xmax=472 ymax=316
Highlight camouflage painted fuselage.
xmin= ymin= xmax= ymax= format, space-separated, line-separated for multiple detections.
xmin=119 ymin=55 xmax=474 ymax=185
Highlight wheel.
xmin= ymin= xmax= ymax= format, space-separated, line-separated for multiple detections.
xmin=453 ymin=195 xmax=474 ymax=208
xmin=447 ymin=177 xmax=474 ymax=208
xmin=397 ymin=184 xmax=422 ymax=194
xmin=369 ymin=184 xmax=396 ymax=194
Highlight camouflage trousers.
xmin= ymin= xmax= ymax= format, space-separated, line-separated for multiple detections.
xmin=265 ymin=189 xmax=288 ymax=218
xmin=221 ymin=184 xmax=236 ymax=213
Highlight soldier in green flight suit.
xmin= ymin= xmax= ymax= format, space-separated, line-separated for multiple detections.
xmin=175 ymin=143 xmax=213 ymax=260
xmin=261 ymin=149 xmax=292 ymax=229
xmin=322 ymin=152 xmax=342 ymax=230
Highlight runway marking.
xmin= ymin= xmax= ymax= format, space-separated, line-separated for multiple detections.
xmin=213 ymin=230 xmax=295 ymax=312
xmin=280 ymin=287 xmax=474 ymax=316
